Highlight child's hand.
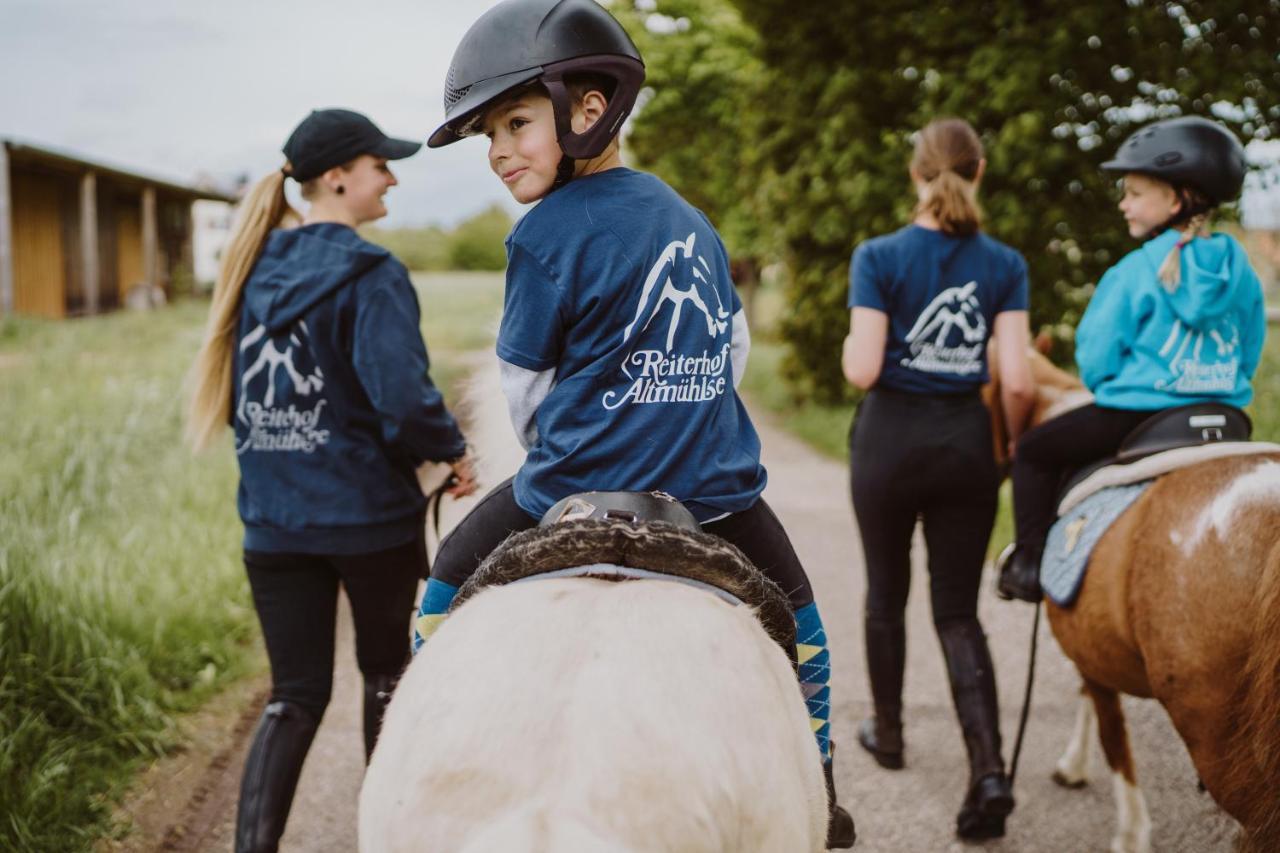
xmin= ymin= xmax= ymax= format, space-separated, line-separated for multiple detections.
xmin=446 ymin=452 xmax=479 ymax=498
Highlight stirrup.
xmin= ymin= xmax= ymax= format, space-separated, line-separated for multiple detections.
xmin=995 ymin=544 xmax=1042 ymax=603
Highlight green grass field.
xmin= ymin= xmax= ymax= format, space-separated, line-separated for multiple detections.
xmin=0 ymin=272 xmax=503 ymax=852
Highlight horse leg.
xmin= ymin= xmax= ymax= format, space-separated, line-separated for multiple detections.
xmin=1052 ymin=686 xmax=1096 ymax=788
xmin=1084 ymin=680 xmax=1151 ymax=853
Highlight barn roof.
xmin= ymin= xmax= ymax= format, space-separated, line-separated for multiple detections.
xmin=2 ymin=138 xmax=238 ymax=203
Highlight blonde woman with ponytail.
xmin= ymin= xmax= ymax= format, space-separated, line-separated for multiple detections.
xmin=188 ymin=108 xmax=476 ymax=853
xmin=842 ymin=117 xmax=1031 ymax=840
xmin=998 ymin=116 xmax=1264 ymax=604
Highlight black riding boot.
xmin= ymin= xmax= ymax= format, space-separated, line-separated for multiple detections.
xmin=824 ymin=742 xmax=857 ymax=849
xmin=363 ymin=672 xmax=400 ymax=763
xmin=996 ymin=543 xmax=1043 ymax=603
xmin=857 ymin=615 xmax=905 ymax=769
xmin=937 ymin=620 xmax=1015 ymax=841
xmin=235 ymin=700 xmax=320 ymax=853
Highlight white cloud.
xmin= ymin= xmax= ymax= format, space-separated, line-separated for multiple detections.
xmin=0 ymin=0 xmax=523 ymax=226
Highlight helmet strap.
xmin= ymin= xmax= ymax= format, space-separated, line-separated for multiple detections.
xmin=552 ymin=154 xmax=575 ymax=191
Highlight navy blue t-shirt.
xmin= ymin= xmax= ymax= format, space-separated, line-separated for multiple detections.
xmin=498 ymin=168 xmax=766 ymax=522
xmin=848 ymin=225 xmax=1029 ymax=393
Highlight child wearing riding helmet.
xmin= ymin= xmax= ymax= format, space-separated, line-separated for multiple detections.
xmin=417 ymin=0 xmax=854 ymax=846
xmin=998 ymin=116 xmax=1265 ymax=602
xmin=843 ymin=118 xmax=1032 ymax=840
xmin=187 ymin=108 xmax=477 ymax=852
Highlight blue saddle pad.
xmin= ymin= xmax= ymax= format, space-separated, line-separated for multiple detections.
xmin=1041 ymin=481 xmax=1153 ymax=607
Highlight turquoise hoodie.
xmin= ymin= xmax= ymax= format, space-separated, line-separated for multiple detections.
xmin=1075 ymin=229 xmax=1266 ymax=410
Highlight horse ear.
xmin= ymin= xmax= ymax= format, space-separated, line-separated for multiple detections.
xmin=1034 ymin=330 xmax=1054 ymax=357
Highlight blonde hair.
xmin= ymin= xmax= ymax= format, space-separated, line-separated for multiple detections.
xmin=912 ymin=118 xmax=984 ymax=237
xmin=186 ymin=168 xmax=300 ymax=451
xmin=1155 ymin=184 xmax=1214 ymax=291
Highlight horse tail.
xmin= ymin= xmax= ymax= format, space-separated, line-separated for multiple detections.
xmin=1234 ymin=535 xmax=1280 ymax=849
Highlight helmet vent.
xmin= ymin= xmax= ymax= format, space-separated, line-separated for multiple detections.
xmin=444 ymin=67 xmax=472 ymax=110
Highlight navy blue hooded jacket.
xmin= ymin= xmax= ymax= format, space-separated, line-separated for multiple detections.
xmin=232 ymin=222 xmax=466 ymax=554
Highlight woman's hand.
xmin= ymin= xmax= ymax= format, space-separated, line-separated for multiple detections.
xmin=446 ymin=452 xmax=479 ymax=498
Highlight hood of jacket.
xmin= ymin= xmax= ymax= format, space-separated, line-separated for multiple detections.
xmin=1140 ymin=228 xmax=1251 ymax=328
xmin=244 ymin=223 xmax=389 ymax=333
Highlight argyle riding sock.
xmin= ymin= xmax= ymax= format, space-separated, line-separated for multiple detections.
xmin=413 ymin=578 xmax=460 ymax=654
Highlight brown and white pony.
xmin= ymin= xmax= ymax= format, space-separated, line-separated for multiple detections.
xmin=987 ymin=348 xmax=1280 ymax=853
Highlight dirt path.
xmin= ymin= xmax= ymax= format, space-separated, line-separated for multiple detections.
xmin=112 ymin=369 xmax=1239 ymax=851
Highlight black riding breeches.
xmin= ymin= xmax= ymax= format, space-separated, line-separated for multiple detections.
xmin=850 ymin=388 xmax=998 ymax=626
xmin=1010 ymin=403 xmax=1153 ymax=548
xmin=243 ymin=535 xmax=426 ymax=720
xmin=430 ymin=478 xmax=816 ymax=610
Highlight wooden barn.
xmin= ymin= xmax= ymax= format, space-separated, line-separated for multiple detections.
xmin=0 ymin=140 xmax=236 ymax=318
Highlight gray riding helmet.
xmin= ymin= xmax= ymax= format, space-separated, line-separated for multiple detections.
xmin=428 ymin=0 xmax=645 ymax=160
xmin=1101 ymin=116 xmax=1247 ymax=206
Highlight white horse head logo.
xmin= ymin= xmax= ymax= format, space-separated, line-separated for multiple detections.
xmin=236 ymin=320 xmax=325 ymax=424
xmin=904 ymin=281 xmax=988 ymax=351
xmin=622 ymin=232 xmax=730 ymax=352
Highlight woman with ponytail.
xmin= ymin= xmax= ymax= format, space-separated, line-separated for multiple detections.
xmin=842 ymin=117 xmax=1031 ymax=839
xmin=998 ymin=116 xmax=1264 ymax=603
xmin=188 ymin=108 xmax=476 ymax=853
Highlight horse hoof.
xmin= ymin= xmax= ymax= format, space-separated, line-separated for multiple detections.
xmin=1052 ymin=769 xmax=1088 ymax=789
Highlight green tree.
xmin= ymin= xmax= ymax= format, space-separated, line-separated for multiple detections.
xmin=636 ymin=0 xmax=1280 ymax=401
xmin=448 ymin=204 xmax=514 ymax=271
xmin=615 ymin=0 xmax=780 ymax=317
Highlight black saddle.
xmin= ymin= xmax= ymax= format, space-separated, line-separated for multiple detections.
xmin=1059 ymin=403 xmax=1252 ymax=500
xmin=452 ymin=491 xmax=798 ymax=664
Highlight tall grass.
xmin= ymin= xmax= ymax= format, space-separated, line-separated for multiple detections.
xmin=0 ymin=303 xmax=252 ymax=850
xmin=0 ymin=272 xmax=505 ymax=851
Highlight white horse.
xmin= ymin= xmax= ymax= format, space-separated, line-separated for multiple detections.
xmin=359 ymin=359 xmax=828 ymax=853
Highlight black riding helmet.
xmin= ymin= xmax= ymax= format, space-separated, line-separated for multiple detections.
xmin=1101 ymin=116 xmax=1247 ymax=212
xmin=428 ymin=0 xmax=645 ymax=162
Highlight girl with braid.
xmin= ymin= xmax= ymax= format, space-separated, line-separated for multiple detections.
xmin=999 ymin=116 xmax=1265 ymax=602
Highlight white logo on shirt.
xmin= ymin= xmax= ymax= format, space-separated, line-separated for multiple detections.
xmin=603 ymin=233 xmax=733 ymax=409
xmin=622 ymin=232 xmax=730 ymax=350
xmin=1155 ymin=318 xmax=1240 ymax=394
xmin=900 ymin=280 xmax=987 ymax=375
xmin=236 ymin=321 xmax=331 ymax=454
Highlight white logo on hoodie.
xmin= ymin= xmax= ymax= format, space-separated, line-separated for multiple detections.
xmin=235 ymin=321 xmax=331 ymax=454
xmin=1155 ymin=317 xmax=1240 ymax=394
xmin=603 ymin=233 xmax=733 ymax=410
xmin=901 ymin=280 xmax=988 ymax=375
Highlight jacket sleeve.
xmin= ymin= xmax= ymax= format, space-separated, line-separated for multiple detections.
xmin=1075 ymin=267 xmax=1131 ymax=393
xmin=352 ymin=269 xmax=467 ymax=465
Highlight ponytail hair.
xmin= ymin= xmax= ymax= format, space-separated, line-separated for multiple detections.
xmin=1155 ymin=186 xmax=1214 ymax=292
xmin=1156 ymin=211 xmax=1210 ymax=292
xmin=186 ymin=168 xmax=300 ymax=451
xmin=911 ymin=118 xmax=984 ymax=237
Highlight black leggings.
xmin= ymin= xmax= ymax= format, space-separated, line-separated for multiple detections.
xmin=850 ymin=388 xmax=998 ymax=626
xmin=1011 ymin=403 xmax=1152 ymax=547
xmin=243 ymin=535 xmax=426 ymax=720
xmin=430 ymin=478 xmax=816 ymax=610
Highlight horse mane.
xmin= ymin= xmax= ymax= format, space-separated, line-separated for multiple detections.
xmin=1230 ymin=536 xmax=1280 ymax=850
xmin=984 ymin=344 xmax=1090 ymax=472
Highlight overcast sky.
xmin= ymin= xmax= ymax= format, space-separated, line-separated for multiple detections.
xmin=0 ymin=0 xmax=523 ymax=226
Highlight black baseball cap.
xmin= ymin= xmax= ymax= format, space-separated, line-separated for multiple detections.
xmin=282 ymin=109 xmax=422 ymax=182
